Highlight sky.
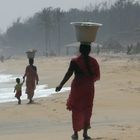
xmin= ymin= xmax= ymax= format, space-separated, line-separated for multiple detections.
xmin=0 ymin=0 xmax=116 ymax=33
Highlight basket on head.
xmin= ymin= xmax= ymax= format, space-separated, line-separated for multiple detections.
xmin=26 ymin=49 xmax=37 ymax=59
xmin=71 ymin=22 xmax=102 ymax=44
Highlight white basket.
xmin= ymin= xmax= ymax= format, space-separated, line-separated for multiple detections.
xmin=26 ymin=49 xmax=37 ymax=59
xmin=71 ymin=22 xmax=102 ymax=43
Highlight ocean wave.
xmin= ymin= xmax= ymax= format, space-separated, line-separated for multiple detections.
xmin=0 ymin=74 xmax=17 ymax=83
xmin=0 ymin=74 xmax=70 ymax=103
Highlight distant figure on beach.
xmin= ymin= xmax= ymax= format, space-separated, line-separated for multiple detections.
xmin=23 ymin=58 xmax=39 ymax=104
xmin=14 ymin=78 xmax=24 ymax=104
xmin=56 ymin=44 xmax=100 ymax=139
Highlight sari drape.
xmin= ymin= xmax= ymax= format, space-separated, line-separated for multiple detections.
xmin=24 ymin=65 xmax=39 ymax=98
xmin=67 ymin=55 xmax=100 ymax=131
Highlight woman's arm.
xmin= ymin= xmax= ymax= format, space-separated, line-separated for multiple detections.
xmin=36 ymin=73 xmax=39 ymax=85
xmin=35 ymin=66 xmax=39 ymax=85
xmin=23 ymin=66 xmax=28 ymax=79
xmin=55 ymin=61 xmax=74 ymax=92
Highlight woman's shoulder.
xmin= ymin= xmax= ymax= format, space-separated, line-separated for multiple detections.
xmin=32 ymin=65 xmax=37 ymax=71
xmin=26 ymin=65 xmax=37 ymax=70
xmin=89 ymin=56 xmax=97 ymax=61
xmin=89 ymin=56 xmax=98 ymax=63
xmin=25 ymin=65 xmax=30 ymax=69
xmin=71 ymin=55 xmax=82 ymax=61
xmin=32 ymin=65 xmax=37 ymax=68
xmin=71 ymin=56 xmax=77 ymax=62
xmin=26 ymin=65 xmax=31 ymax=68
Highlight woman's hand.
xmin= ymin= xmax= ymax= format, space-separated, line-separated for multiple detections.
xmin=55 ymin=85 xmax=62 ymax=92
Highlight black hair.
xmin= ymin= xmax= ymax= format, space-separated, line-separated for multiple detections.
xmin=28 ymin=58 xmax=37 ymax=72
xmin=79 ymin=43 xmax=93 ymax=76
xmin=16 ymin=78 xmax=20 ymax=84
xmin=29 ymin=58 xmax=34 ymax=65
xmin=79 ymin=44 xmax=91 ymax=56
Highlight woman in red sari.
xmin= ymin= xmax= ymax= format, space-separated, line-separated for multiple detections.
xmin=56 ymin=44 xmax=100 ymax=139
xmin=23 ymin=58 xmax=39 ymax=104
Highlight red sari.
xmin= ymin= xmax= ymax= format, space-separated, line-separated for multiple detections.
xmin=24 ymin=65 xmax=39 ymax=98
xmin=67 ymin=55 xmax=100 ymax=131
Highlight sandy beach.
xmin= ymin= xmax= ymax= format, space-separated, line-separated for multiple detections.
xmin=0 ymin=54 xmax=140 ymax=140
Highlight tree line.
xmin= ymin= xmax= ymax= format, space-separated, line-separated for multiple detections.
xmin=0 ymin=0 xmax=140 ymax=56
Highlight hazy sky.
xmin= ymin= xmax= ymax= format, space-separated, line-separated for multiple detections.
xmin=0 ymin=0 xmax=116 ymax=32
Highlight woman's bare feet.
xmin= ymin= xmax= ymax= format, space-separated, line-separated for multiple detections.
xmin=83 ymin=134 xmax=91 ymax=140
xmin=71 ymin=132 xmax=78 ymax=139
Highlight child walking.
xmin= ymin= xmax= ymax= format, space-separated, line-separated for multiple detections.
xmin=14 ymin=78 xmax=24 ymax=104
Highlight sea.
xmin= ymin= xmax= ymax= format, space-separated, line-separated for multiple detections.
xmin=0 ymin=74 xmax=70 ymax=103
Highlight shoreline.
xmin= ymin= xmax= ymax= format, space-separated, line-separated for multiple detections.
xmin=0 ymin=79 xmax=70 ymax=104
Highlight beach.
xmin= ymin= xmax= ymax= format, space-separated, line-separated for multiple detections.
xmin=0 ymin=54 xmax=140 ymax=140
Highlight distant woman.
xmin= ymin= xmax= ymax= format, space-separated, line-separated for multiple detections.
xmin=23 ymin=58 xmax=39 ymax=104
xmin=56 ymin=44 xmax=100 ymax=139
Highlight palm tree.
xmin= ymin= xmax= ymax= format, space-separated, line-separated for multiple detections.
xmin=53 ymin=8 xmax=64 ymax=55
xmin=38 ymin=7 xmax=53 ymax=56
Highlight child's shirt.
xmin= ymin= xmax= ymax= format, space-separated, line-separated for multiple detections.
xmin=15 ymin=83 xmax=23 ymax=92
